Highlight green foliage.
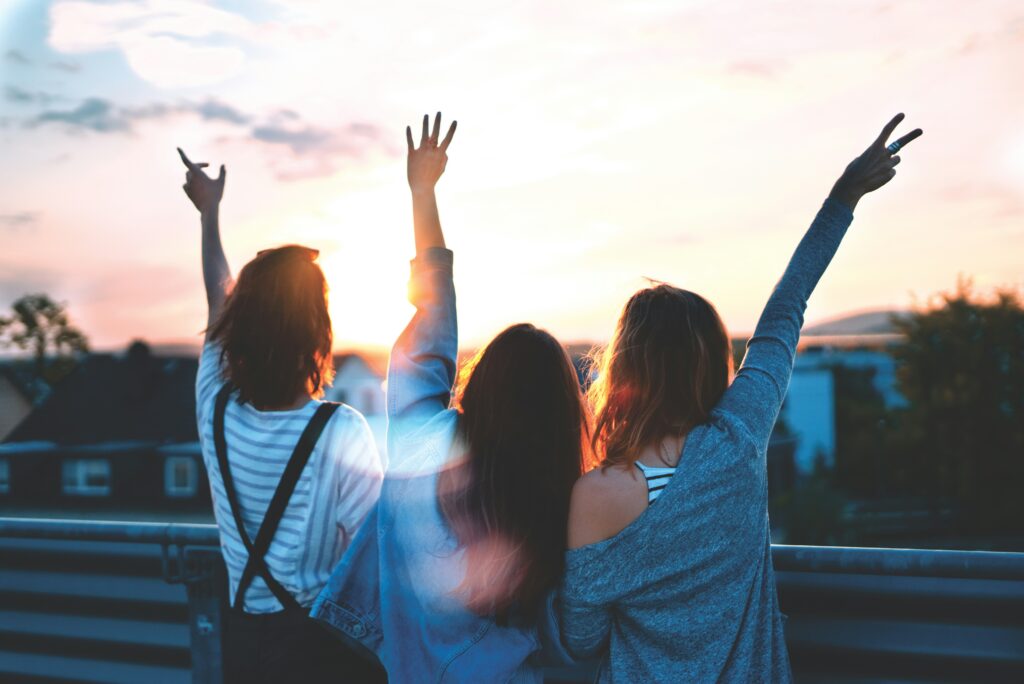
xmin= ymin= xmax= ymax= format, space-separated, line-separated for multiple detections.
xmin=890 ymin=279 xmax=1024 ymax=535
xmin=831 ymin=364 xmax=895 ymax=498
xmin=0 ymin=294 xmax=89 ymax=385
xmin=771 ymin=463 xmax=849 ymax=546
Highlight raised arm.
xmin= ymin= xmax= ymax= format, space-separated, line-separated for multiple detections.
xmin=178 ymin=147 xmax=231 ymax=330
xmin=386 ymin=114 xmax=459 ymax=456
xmin=717 ymin=114 xmax=923 ymax=451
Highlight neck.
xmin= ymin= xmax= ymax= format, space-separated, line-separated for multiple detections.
xmin=256 ymin=392 xmax=314 ymax=412
xmin=636 ymin=433 xmax=687 ymax=468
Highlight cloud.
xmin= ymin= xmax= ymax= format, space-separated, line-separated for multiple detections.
xmin=49 ymin=0 xmax=251 ymax=88
xmin=0 ymin=264 xmax=59 ymax=308
xmin=4 ymin=86 xmax=58 ymax=105
xmin=28 ymin=97 xmax=249 ymax=133
xmin=251 ymin=121 xmax=390 ymax=180
xmin=194 ymin=99 xmax=250 ymax=125
xmin=48 ymin=60 xmax=81 ymax=73
xmin=24 ymin=94 xmax=388 ymax=179
xmin=31 ymin=98 xmax=131 ymax=133
xmin=0 ymin=212 xmax=39 ymax=231
xmin=4 ymin=49 xmax=31 ymax=65
xmin=251 ymin=124 xmax=333 ymax=154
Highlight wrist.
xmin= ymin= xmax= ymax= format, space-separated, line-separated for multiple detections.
xmin=828 ymin=187 xmax=859 ymax=212
xmin=410 ymin=185 xmax=437 ymax=199
xmin=200 ymin=204 xmax=220 ymax=220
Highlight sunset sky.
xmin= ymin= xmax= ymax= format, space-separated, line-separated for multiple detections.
xmin=1 ymin=0 xmax=1022 ymax=352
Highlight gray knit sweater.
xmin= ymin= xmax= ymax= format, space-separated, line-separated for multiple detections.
xmin=560 ymin=197 xmax=854 ymax=683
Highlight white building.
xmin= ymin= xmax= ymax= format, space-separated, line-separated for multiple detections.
xmin=780 ymin=342 xmax=908 ymax=476
xmin=324 ymin=353 xmax=388 ymax=456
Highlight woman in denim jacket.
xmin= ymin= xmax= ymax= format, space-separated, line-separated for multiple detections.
xmin=314 ymin=113 xmax=591 ymax=683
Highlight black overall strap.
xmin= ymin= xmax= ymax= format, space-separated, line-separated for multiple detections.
xmin=213 ymin=385 xmax=339 ymax=611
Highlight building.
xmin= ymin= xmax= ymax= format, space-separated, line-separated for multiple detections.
xmin=781 ymin=337 xmax=907 ymax=476
xmin=0 ymin=342 xmax=210 ymax=517
xmin=325 ymin=351 xmax=388 ymax=454
xmin=0 ymin=366 xmax=35 ymax=443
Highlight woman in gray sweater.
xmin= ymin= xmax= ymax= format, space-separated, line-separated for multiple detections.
xmin=562 ymin=114 xmax=923 ymax=682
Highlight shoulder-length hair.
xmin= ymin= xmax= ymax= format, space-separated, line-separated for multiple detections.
xmin=589 ymin=283 xmax=733 ymax=469
xmin=438 ymin=323 xmax=594 ymax=618
xmin=208 ymin=245 xmax=334 ymax=409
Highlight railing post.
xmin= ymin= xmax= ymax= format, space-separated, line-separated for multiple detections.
xmin=181 ymin=548 xmax=227 ymax=684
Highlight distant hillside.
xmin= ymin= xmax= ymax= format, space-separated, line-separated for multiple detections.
xmin=803 ymin=309 xmax=909 ymax=336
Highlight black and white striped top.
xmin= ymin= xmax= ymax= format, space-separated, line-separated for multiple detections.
xmin=635 ymin=461 xmax=677 ymax=504
xmin=196 ymin=343 xmax=384 ymax=613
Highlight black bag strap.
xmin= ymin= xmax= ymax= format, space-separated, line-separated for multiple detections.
xmin=213 ymin=385 xmax=339 ymax=612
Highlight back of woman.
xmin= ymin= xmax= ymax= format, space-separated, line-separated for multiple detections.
xmin=562 ymin=115 xmax=923 ymax=682
xmin=314 ymin=113 xmax=587 ymax=683
xmin=178 ymin=149 xmax=385 ymax=683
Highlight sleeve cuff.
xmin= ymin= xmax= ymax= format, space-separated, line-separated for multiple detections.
xmin=411 ymin=247 xmax=453 ymax=270
xmin=823 ymin=195 xmax=855 ymax=220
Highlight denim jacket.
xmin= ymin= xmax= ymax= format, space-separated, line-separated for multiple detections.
xmin=312 ymin=248 xmax=571 ymax=683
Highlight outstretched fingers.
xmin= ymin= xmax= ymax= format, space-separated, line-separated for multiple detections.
xmin=406 ymin=125 xmax=415 ymax=151
xmin=875 ymin=113 xmax=906 ymax=148
xmin=420 ymin=114 xmax=429 ymax=147
xmin=431 ymin=112 xmax=441 ymax=144
xmin=891 ymin=128 xmax=923 ymax=151
xmin=177 ymin=147 xmax=196 ymax=170
xmin=440 ymin=120 xmax=457 ymax=151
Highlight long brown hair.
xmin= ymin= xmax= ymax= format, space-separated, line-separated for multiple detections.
xmin=208 ymin=245 xmax=334 ymax=409
xmin=439 ymin=323 xmax=593 ymax=618
xmin=589 ymin=283 xmax=732 ymax=468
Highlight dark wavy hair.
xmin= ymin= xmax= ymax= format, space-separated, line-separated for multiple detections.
xmin=208 ymin=245 xmax=334 ymax=409
xmin=439 ymin=323 xmax=594 ymax=618
xmin=589 ymin=283 xmax=733 ymax=469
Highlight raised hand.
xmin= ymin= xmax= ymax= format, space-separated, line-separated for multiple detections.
xmin=829 ymin=113 xmax=923 ymax=211
xmin=406 ymin=112 xmax=457 ymax=194
xmin=178 ymin=147 xmax=226 ymax=214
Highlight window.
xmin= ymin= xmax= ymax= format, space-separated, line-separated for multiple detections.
xmin=165 ymin=456 xmax=198 ymax=498
xmin=0 ymin=459 xmax=9 ymax=494
xmin=62 ymin=459 xmax=111 ymax=496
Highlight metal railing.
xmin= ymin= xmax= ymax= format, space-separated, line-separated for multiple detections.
xmin=2 ymin=517 xmax=1024 ymax=683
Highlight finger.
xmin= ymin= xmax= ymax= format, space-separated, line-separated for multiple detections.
xmin=874 ymin=155 xmax=901 ymax=172
xmin=177 ymin=147 xmax=197 ymax=170
xmin=420 ymin=114 xmax=429 ymax=146
xmin=439 ymin=120 xmax=457 ymax=151
xmin=185 ymin=170 xmax=193 ymax=182
xmin=431 ymin=112 xmax=441 ymax=143
xmin=891 ymin=128 xmax=923 ymax=152
xmin=217 ymin=164 xmax=226 ymax=184
xmin=875 ymin=113 xmax=905 ymax=147
xmin=196 ymin=163 xmax=209 ymax=169
xmin=406 ymin=125 xmax=415 ymax=151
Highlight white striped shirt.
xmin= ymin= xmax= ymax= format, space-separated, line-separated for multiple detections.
xmin=634 ymin=461 xmax=677 ymax=504
xmin=196 ymin=343 xmax=383 ymax=613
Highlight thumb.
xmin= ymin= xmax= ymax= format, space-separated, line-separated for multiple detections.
xmin=218 ymin=164 xmax=226 ymax=184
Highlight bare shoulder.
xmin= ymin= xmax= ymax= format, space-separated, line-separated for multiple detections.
xmin=567 ymin=463 xmax=649 ymax=549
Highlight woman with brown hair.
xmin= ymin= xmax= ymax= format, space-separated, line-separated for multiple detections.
xmin=178 ymin=149 xmax=385 ymax=682
xmin=561 ymin=114 xmax=923 ymax=682
xmin=313 ymin=113 xmax=592 ymax=683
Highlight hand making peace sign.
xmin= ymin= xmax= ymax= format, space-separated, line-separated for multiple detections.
xmin=829 ymin=113 xmax=923 ymax=210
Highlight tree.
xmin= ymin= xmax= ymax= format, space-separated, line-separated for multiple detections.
xmin=831 ymin=364 xmax=893 ymax=499
xmin=0 ymin=294 xmax=89 ymax=385
xmin=891 ymin=279 xmax=1024 ymax=536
